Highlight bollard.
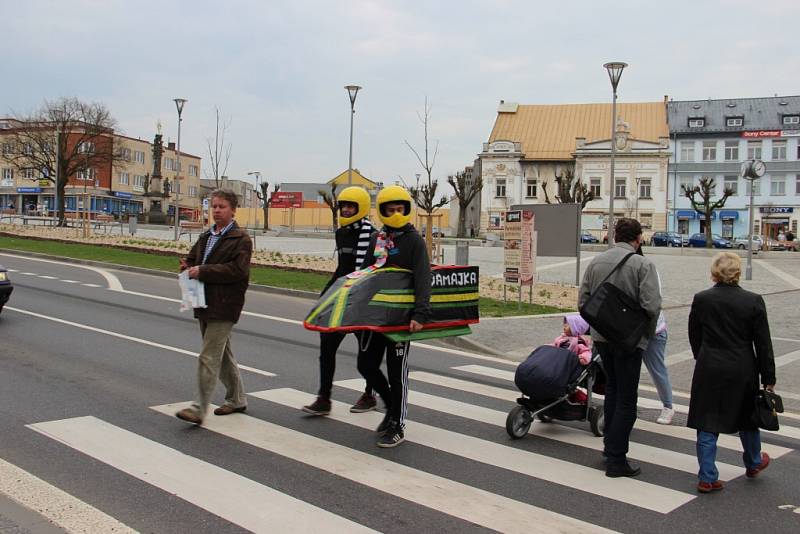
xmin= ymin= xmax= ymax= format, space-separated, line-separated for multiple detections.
xmin=128 ymin=215 xmax=137 ymax=235
xmin=455 ymin=239 xmax=469 ymax=265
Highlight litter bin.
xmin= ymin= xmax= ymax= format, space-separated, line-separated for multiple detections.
xmin=455 ymin=239 xmax=469 ymax=266
xmin=128 ymin=215 xmax=137 ymax=235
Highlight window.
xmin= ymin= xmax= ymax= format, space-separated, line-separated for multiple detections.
xmin=614 ymin=178 xmax=626 ymax=198
xmin=119 ymin=172 xmax=129 ymax=185
xmin=590 ymin=178 xmax=601 ymax=198
xmin=638 ymin=178 xmax=651 ymax=199
xmin=782 ymin=115 xmax=800 ymax=125
xmin=23 ymin=168 xmax=34 ymax=179
xmin=1 ymin=143 xmax=15 ymax=155
xmin=680 ymin=177 xmax=694 ymax=193
xmin=772 ymin=140 xmax=787 ymax=160
xmin=133 ymin=175 xmax=145 ymax=190
xmin=495 ymin=178 xmax=506 ymax=197
xmin=189 ymin=164 xmax=198 ymax=177
xmin=689 ymin=118 xmax=705 ymax=128
xmin=747 ymin=141 xmax=762 ymax=160
xmin=78 ymin=142 xmax=95 ymax=154
xmin=746 ymin=179 xmax=760 ymax=196
xmin=134 ymin=150 xmax=145 ymax=164
xmin=724 ymin=140 xmax=739 ymax=161
xmin=189 ymin=186 xmax=198 ymax=197
xmin=120 ymin=148 xmax=131 ymax=161
xmin=770 ymin=175 xmax=785 ymax=196
xmin=680 ymin=142 xmax=695 ymax=162
xmin=796 ymin=176 xmax=800 ymax=195
xmin=640 ymin=213 xmax=652 ymax=229
xmin=726 ymin=117 xmax=743 ymax=127
xmin=77 ymin=167 xmax=96 ymax=181
xmin=22 ymin=143 xmax=33 ymax=155
xmin=2 ymin=168 xmax=13 ymax=180
xmin=175 ymin=182 xmax=181 ymax=194
xmin=525 ymin=178 xmax=537 ymax=197
xmin=702 ymin=141 xmax=717 ymax=161
xmin=164 ymin=157 xmax=173 ymax=170
xmin=724 ymin=176 xmax=738 ymax=196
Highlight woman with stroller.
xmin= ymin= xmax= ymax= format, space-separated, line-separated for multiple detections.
xmin=687 ymin=252 xmax=776 ymax=493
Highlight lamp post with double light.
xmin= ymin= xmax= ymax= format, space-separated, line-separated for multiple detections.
xmin=345 ymin=85 xmax=362 ymax=186
xmin=173 ymin=98 xmax=187 ymax=241
xmin=742 ymin=159 xmax=765 ymax=280
xmin=603 ymin=61 xmax=627 ymax=247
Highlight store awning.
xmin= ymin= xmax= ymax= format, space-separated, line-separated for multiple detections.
xmin=719 ymin=210 xmax=739 ymax=220
xmin=677 ymin=210 xmax=696 ymax=219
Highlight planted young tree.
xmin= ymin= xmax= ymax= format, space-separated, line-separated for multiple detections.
xmin=541 ymin=169 xmax=594 ymax=209
xmin=405 ymin=97 xmax=449 ymax=256
xmin=447 ymin=170 xmax=482 ymax=237
xmin=205 ymin=107 xmax=232 ymax=187
xmin=1 ymin=97 xmax=124 ymax=226
xmin=319 ymin=183 xmax=339 ymax=230
xmin=256 ymin=182 xmax=279 ymax=231
xmin=682 ymin=176 xmax=734 ymax=248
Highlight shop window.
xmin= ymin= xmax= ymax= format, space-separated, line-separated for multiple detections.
xmin=678 ymin=219 xmax=690 ymax=235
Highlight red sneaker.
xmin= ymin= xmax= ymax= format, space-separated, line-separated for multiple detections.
xmin=746 ymin=452 xmax=770 ymax=478
xmin=697 ymin=481 xmax=724 ymax=493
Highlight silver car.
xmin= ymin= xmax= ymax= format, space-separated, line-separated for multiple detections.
xmin=732 ymin=235 xmax=763 ymax=251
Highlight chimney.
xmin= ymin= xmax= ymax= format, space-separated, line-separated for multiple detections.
xmin=168 ymin=142 xmax=176 ymax=150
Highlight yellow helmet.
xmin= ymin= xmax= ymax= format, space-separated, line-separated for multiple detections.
xmin=337 ymin=186 xmax=371 ymax=226
xmin=376 ymin=185 xmax=413 ymax=228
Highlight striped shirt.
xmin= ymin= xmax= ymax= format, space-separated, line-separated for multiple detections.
xmin=202 ymin=221 xmax=235 ymax=264
xmin=353 ymin=218 xmax=374 ymax=269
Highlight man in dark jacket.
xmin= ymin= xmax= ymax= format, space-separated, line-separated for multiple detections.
xmin=357 ymin=185 xmax=432 ymax=448
xmin=302 ymin=186 xmax=377 ymax=416
xmin=176 ymin=189 xmax=252 ymax=425
xmin=579 ymin=218 xmax=661 ymax=477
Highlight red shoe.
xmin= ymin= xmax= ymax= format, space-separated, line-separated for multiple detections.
xmin=569 ymin=390 xmax=588 ymax=404
xmin=746 ymin=452 xmax=771 ymax=478
xmin=697 ymin=480 xmax=724 ymax=493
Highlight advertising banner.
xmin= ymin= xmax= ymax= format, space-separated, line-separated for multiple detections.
xmin=271 ymin=191 xmax=303 ymax=208
xmin=504 ymin=210 xmax=535 ymax=286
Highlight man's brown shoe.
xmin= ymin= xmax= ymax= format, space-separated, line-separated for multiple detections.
xmin=697 ymin=480 xmax=724 ymax=493
xmin=176 ymin=408 xmax=203 ymax=424
xmin=746 ymin=452 xmax=770 ymax=478
xmin=302 ymin=397 xmax=332 ymax=416
xmin=213 ymin=405 xmax=247 ymax=416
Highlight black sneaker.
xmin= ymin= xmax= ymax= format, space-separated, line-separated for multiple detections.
xmin=350 ymin=393 xmax=377 ymax=413
xmin=376 ymin=412 xmax=392 ymax=433
xmin=377 ymin=423 xmax=405 ymax=448
xmin=301 ymin=396 xmax=331 ymax=416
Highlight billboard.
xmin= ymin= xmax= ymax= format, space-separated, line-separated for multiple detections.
xmin=504 ymin=209 xmax=535 ymax=286
xmin=271 ymin=191 xmax=303 ymax=208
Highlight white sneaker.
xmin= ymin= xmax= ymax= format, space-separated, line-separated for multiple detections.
xmin=656 ymin=407 xmax=674 ymax=425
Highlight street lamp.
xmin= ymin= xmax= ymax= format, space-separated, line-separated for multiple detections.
xmin=247 ymin=171 xmax=261 ymax=208
xmin=604 ymin=61 xmax=627 ymax=247
xmin=742 ymin=159 xmax=765 ymax=280
xmin=173 ymin=98 xmax=187 ymax=241
xmin=345 ymin=84 xmax=362 ymax=185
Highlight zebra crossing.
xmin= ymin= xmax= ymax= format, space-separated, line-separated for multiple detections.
xmin=25 ymin=359 xmax=799 ymax=533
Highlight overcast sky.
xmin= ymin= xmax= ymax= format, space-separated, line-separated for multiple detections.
xmin=3 ymin=0 xmax=799 ymax=189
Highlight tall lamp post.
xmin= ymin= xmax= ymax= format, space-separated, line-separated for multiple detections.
xmin=345 ymin=85 xmax=362 ymax=185
xmin=173 ymin=98 xmax=187 ymax=241
xmin=742 ymin=159 xmax=765 ymax=280
xmin=247 ymin=170 xmax=261 ymax=228
xmin=603 ymin=61 xmax=627 ymax=247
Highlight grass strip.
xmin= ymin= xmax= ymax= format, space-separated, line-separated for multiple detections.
xmin=0 ymin=235 xmax=570 ymax=316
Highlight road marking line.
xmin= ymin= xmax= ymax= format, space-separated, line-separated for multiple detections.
xmin=0 ymin=253 xmax=124 ymax=290
xmin=754 ymin=259 xmax=800 ymax=288
xmin=20 ymin=272 xmax=37 ymax=275
xmin=82 ymin=283 xmax=102 ymax=288
xmin=776 ymin=349 xmax=800 ymax=368
xmin=335 ymin=379 xmax=757 ymax=479
xmin=4 ymin=306 xmax=275 ymax=378
xmin=28 ymin=416 xmax=370 ymax=534
xmin=61 ymin=280 xmax=80 ymax=284
xmin=252 ymin=388 xmax=694 ymax=513
xmin=453 ymin=364 xmax=800 ymax=438
xmin=151 ymin=402 xmax=616 ymax=533
xmin=38 ymin=275 xmax=58 ymax=279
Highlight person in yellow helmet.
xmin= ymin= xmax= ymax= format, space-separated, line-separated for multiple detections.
xmin=302 ymin=186 xmax=378 ymax=416
xmin=357 ymin=185 xmax=432 ymax=447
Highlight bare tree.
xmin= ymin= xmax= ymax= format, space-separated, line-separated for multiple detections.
xmin=447 ymin=170 xmax=482 ymax=237
xmin=205 ymin=107 xmax=232 ymax=187
xmin=405 ymin=97 xmax=449 ymax=254
xmin=256 ymin=181 xmax=280 ymax=231
xmin=682 ymin=176 xmax=734 ymax=248
xmin=319 ymin=183 xmax=339 ymax=231
xmin=1 ymin=97 xmax=123 ymax=226
xmin=541 ymin=168 xmax=594 ymax=209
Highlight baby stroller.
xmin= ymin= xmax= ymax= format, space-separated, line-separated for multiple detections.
xmin=505 ymin=345 xmax=605 ymax=439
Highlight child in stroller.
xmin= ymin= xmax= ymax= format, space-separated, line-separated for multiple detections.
xmin=506 ymin=314 xmax=605 ymax=438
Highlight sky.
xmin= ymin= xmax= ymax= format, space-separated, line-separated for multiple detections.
xmin=3 ymin=0 xmax=799 ymax=190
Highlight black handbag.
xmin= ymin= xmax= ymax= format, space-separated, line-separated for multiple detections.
xmin=752 ymin=389 xmax=783 ymax=431
xmin=579 ymin=253 xmax=650 ymax=354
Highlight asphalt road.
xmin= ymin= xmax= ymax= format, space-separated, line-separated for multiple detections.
xmin=0 ymin=252 xmax=799 ymax=533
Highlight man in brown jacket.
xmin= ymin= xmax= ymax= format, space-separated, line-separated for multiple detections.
xmin=176 ymin=189 xmax=252 ymax=425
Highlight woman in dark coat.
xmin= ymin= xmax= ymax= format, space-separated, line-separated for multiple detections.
xmin=687 ymin=252 xmax=776 ymax=493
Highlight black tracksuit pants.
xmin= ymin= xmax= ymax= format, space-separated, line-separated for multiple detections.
xmin=318 ymin=331 xmax=371 ymax=400
xmin=357 ymin=333 xmax=410 ymax=427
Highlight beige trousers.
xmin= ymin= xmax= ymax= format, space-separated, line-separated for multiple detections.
xmin=190 ymin=319 xmax=247 ymax=416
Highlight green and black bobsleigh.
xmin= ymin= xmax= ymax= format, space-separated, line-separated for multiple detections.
xmin=304 ymin=265 xmax=479 ymax=341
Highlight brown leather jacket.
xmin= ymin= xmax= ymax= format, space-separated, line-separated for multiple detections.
xmin=183 ymin=222 xmax=252 ymax=323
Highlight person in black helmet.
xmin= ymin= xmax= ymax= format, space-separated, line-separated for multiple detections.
xmin=302 ymin=186 xmax=377 ymax=416
xmin=357 ymin=185 xmax=432 ymax=448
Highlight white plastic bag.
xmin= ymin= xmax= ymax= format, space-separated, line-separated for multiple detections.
xmin=178 ymin=270 xmax=207 ymax=311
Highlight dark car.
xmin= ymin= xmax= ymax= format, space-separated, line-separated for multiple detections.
xmin=0 ymin=264 xmax=12 ymax=314
xmin=651 ymin=231 xmax=688 ymax=247
xmin=689 ymin=233 xmax=733 ymax=248
xmin=580 ymin=231 xmax=599 ymax=243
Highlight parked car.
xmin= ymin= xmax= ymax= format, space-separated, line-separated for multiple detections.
xmin=732 ymin=235 xmax=764 ymax=251
xmin=651 ymin=231 xmax=688 ymax=247
xmin=689 ymin=233 xmax=733 ymax=248
xmin=0 ymin=264 xmax=13 ymax=314
xmin=580 ymin=231 xmax=599 ymax=243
